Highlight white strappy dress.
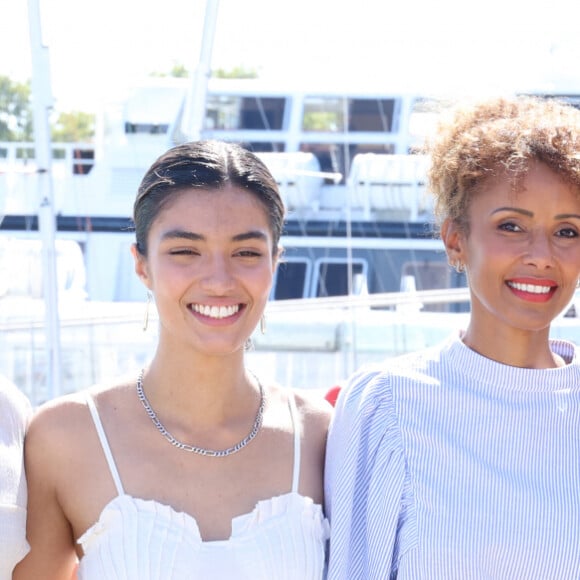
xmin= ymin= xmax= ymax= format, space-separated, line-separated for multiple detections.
xmin=78 ymin=390 xmax=329 ymax=579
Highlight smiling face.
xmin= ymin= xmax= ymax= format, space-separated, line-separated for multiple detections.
xmin=133 ymin=185 xmax=278 ymax=356
xmin=443 ymin=162 xmax=580 ymax=345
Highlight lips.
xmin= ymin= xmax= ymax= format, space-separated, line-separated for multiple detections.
xmin=506 ymin=279 xmax=558 ymax=302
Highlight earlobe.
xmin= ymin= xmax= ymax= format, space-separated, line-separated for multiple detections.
xmin=273 ymin=245 xmax=285 ymax=268
xmin=131 ymin=244 xmax=152 ymax=289
xmin=441 ymin=219 xmax=465 ymax=267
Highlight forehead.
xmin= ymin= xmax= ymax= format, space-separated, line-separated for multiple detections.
xmin=153 ymin=185 xmax=271 ymax=231
xmin=472 ymin=162 xmax=580 ymax=207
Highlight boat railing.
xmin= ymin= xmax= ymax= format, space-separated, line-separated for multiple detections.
xmin=2 ymin=286 xmax=579 ymax=406
xmin=0 ymin=141 xmax=96 ymax=215
xmin=1 ymin=141 xmax=434 ymax=223
xmin=0 ymin=141 xmax=95 ymax=174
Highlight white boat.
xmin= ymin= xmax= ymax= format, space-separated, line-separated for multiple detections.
xmin=0 ymin=78 xmax=463 ymax=304
xmin=3 ymin=1 xmax=580 ymax=402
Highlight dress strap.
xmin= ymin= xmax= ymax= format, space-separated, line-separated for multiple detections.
xmin=85 ymin=395 xmax=125 ymax=496
xmin=287 ymin=387 xmax=301 ymax=493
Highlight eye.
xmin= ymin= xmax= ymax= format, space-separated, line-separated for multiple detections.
xmin=556 ymin=226 xmax=579 ymax=239
xmin=169 ymin=248 xmax=199 ymax=256
xmin=498 ymin=221 xmax=522 ymax=233
xmin=235 ymin=249 xmax=263 ymax=258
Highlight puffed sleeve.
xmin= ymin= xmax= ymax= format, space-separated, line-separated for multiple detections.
xmin=325 ymin=365 xmax=415 ymax=580
xmin=0 ymin=377 xmax=32 ymax=580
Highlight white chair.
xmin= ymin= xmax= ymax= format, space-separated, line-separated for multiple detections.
xmin=348 ymin=153 xmax=430 ymax=220
xmin=256 ymin=152 xmax=323 ymax=211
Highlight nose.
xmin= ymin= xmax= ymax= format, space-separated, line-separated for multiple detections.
xmin=200 ymin=255 xmax=235 ymax=293
xmin=523 ymin=231 xmax=555 ymax=269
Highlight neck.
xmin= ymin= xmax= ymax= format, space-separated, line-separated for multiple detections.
xmin=143 ymin=348 xmax=258 ymax=423
xmin=460 ymin=325 xmax=562 ymax=369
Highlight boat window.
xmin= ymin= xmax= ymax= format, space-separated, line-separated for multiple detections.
xmin=271 ymin=258 xmax=312 ymax=300
xmin=302 ymin=97 xmax=396 ymax=133
xmin=122 ymin=83 xmax=185 ymax=136
xmin=521 ymin=93 xmax=580 ymax=110
xmin=349 ymin=99 xmax=394 ymax=132
xmin=312 ymin=258 xmax=367 ymax=298
xmin=125 ymin=123 xmax=169 ymax=134
xmin=205 ymin=96 xmax=286 ymax=130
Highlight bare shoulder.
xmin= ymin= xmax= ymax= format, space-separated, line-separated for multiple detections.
xmin=290 ymin=387 xmax=333 ymax=438
xmin=27 ymin=391 xmax=90 ymax=449
xmin=26 ymin=380 xmax=131 ymax=462
xmin=292 ymin=387 xmax=333 ymax=415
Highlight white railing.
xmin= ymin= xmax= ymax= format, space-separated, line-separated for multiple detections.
xmin=0 ymin=141 xmax=95 ymax=174
xmin=2 ymin=288 xmax=579 ymax=406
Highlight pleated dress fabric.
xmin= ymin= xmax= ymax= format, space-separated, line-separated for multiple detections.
xmin=78 ymin=391 xmax=329 ymax=579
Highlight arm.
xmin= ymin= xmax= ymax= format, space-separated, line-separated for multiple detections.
xmin=325 ymin=367 xmax=408 ymax=580
xmin=291 ymin=388 xmax=333 ymax=507
xmin=13 ymin=404 xmax=79 ymax=579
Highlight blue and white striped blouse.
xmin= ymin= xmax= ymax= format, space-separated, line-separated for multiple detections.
xmin=325 ymin=334 xmax=580 ymax=579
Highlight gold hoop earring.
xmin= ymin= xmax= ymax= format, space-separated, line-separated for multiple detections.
xmin=142 ymin=291 xmax=152 ymax=332
xmin=260 ymin=315 xmax=267 ymax=335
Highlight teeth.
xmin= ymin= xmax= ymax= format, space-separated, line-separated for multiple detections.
xmin=508 ymin=282 xmax=553 ymax=294
xmin=192 ymin=304 xmax=240 ymax=318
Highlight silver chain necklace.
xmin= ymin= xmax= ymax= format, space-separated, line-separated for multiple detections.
xmin=136 ymin=370 xmax=265 ymax=457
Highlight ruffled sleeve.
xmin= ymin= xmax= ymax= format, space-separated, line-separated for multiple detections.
xmin=325 ymin=365 xmax=416 ymax=580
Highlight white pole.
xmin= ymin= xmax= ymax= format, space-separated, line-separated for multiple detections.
xmin=181 ymin=0 xmax=220 ymax=141
xmin=27 ymin=0 xmax=62 ymax=400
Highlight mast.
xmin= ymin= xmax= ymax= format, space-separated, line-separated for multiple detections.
xmin=27 ymin=0 xmax=62 ymax=399
xmin=180 ymin=0 xmax=220 ymax=141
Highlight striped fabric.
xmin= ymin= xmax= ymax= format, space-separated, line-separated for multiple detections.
xmin=325 ymin=334 xmax=580 ymax=579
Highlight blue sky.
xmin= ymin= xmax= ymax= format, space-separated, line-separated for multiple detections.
xmin=1 ymin=0 xmax=580 ymax=112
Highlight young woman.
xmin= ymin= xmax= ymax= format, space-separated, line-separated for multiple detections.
xmin=14 ymin=140 xmax=331 ymax=579
xmin=325 ymin=96 xmax=580 ymax=579
xmin=0 ymin=374 xmax=30 ymax=579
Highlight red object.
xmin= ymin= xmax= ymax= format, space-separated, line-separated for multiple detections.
xmin=325 ymin=385 xmax=342 ymax=407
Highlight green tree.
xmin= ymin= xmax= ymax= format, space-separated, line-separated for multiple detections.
xmin=169 ymin=63 xmax=189 ymax=78
xmin=51 ymin=111 xmax=95 ymax=143
xmin=150 ymin=62 xmax=189 ymax=78
xmin=213 ymin=66 xmax=259 ymax=79
xmin=0 ymin=76 xmax=33 ymax=141
xmin=151 ymin=64 xmax=260 ymax=80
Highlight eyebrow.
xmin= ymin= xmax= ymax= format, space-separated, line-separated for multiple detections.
xmin=160 ymin=229 xmax=269 ymax=243
xmin=491 ymin=207 xmax=580 ymax=220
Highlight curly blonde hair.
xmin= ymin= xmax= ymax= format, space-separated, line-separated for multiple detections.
xmin=425 ymin=96 xmax=580 ymax=231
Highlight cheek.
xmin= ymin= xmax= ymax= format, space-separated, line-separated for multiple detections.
xmin=465 ymin=233 xmax=505 ymax=262
xmin=249 ymin=267 xmax=275 ymax=296
xmin=146 ymin=259 xmax=192 ymax=293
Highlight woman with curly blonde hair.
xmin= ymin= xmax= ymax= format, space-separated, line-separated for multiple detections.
xmin=325 ymin=96 xmax=580 ymax=579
